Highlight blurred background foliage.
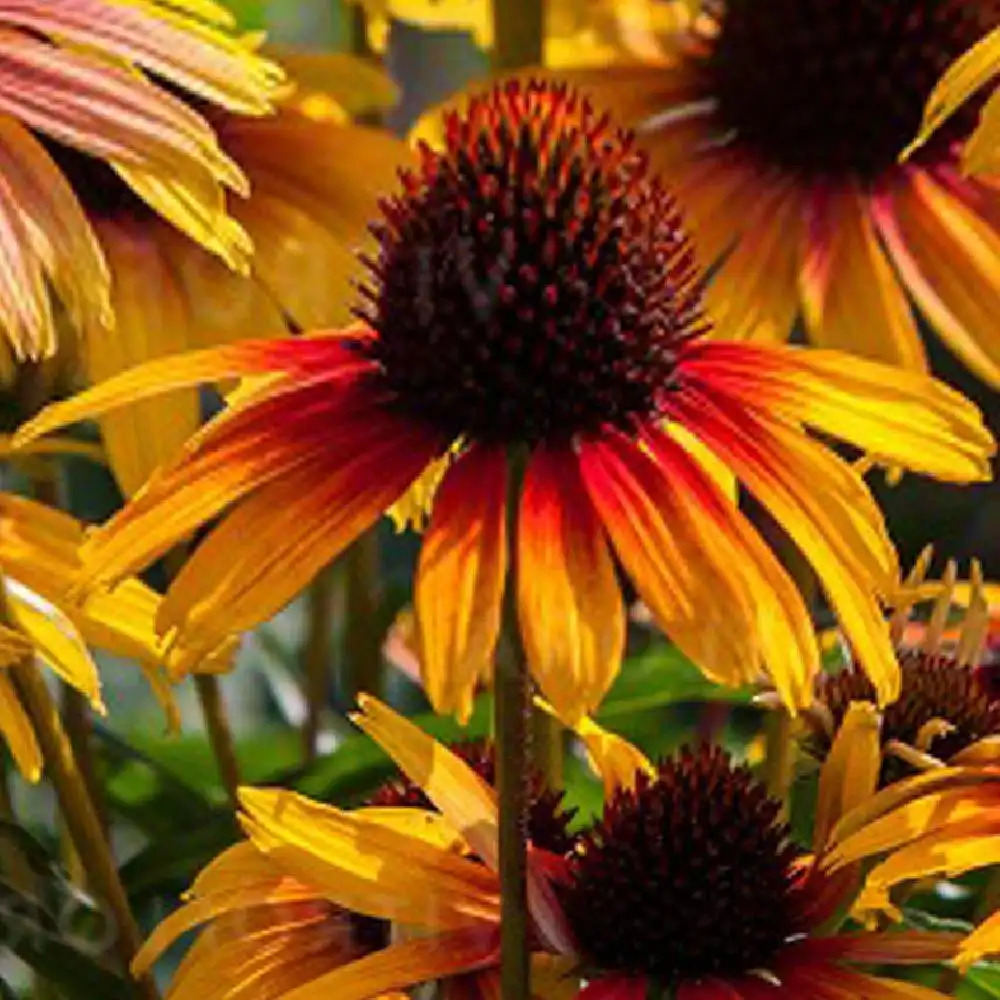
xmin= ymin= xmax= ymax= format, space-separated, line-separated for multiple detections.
xmin=1 ymin=0 xmax=999 ymax=997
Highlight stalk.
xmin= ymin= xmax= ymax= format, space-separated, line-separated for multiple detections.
xmin=302 ymin=565 xmax=336 ymax=762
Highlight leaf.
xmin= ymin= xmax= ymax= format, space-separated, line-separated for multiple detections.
xmin=967 ymin=965 xmax=1000 ymax=998
xmin=596 ymin=643 xmax=754 ymax=720
xmin=0 ymin=884 xmax=133 ymax=1000
xmin=901 ymin=908 xmax=976 ymax=935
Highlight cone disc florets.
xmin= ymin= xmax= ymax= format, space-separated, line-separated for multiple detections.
xmin=703 ymin=0 xmax=1000 ymax=179
xmin=560 ymin=746 xmax=800 ymax=985
xmin=357 ymin=80 xmax=707 ymax=446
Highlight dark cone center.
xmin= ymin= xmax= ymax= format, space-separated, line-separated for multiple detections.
xmin=702 ymin=0 xmax=1000 ymax=181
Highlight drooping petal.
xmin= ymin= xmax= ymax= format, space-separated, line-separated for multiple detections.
xmin=873 ymin=170 xmax=1000 ymax=390
xmin=578 ymin=431 xmax=762 ymax=693
xmin=800 ymin=184 xmax=925 ymax=370
xmin=276 ymin=925 xmax=500 ymax=1000
xmin=518 ymin=446 xmax=624 ymax=724
xmin=804 ymin=965 xmax=951 ymax=1000
xmin=159 ymin=410 xmax=442 ymax=646
xmin=814 ymin=702 xmax=882 ymax=852
xmin=0 ymin=670 xmax=40 ymax=781
xmin=677 ymin=340 xmax=994 ymax=483
xmin=238 ymin=787 xmax=500 ymax=930
xmin=667 ymin=385 xmax=902 ymax=704
xmin=351 ymin=695 xmax=500 ymax=872
xmin=416 ymin=444 xmax=507 ymax=724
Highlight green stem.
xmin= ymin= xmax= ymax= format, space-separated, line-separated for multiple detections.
xmin=0 ymin=762 xmax=33 ymax=894
xmin=531 ymin=707 xmax=563 ymax=792
xmin=761 ymin=708 xmax=794 ymax=818
xmin=193 ymin=675 xmax=241 ymax=810
xmin=342 ymin=531 xmax=382 ymax=704
xmin=492 ymin=0 xmax=545 ymax=72
xmin=495 ymin=454 xmax=531 ymax=1000
xmin=13 ymin=662 xmax=158 ymax=1000
xmin=302 ymin=565 xmax=336 ymax=763
xmin=61 ymin=686 xmax=107 ymax=835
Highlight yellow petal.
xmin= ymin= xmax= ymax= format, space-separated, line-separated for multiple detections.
xmin=351 ymin=695 xmax=500 ymax=871
xmin=814 ymin=701 xmax=881 ymax=853
xmin=238 ymin=786 xmax=500 ymax=929
xmin=957 ymin=910 xmax=1000 ymax=970
xmin=0 ymin=671 xmax=41 ymax=781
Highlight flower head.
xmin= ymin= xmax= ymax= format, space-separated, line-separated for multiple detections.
xmin=16 ymin=80 xmax=994 ymax=725
xmin=555 ymin=0 xmax=1000 ymax=386
xmin=0 ymin=0 xmax=282 ymax=363
xmin=808 ymin=554 xmax=1000 ymax=785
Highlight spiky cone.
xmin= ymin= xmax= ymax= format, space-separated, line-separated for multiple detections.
xmin=540 ymin=703 xmax=1000 ymax=999
xmin=14 ymin=80 xmax=995 ymax=726
xmin=523 ymin=0 xmax=1000 ymax=390
xmin=0 ymin=491 xmax=237 ymax=778
xmin=804 ymin=552 xmax=1000 ymax=788
xmin=131 ymin=710 xmax=578 ymax=999
xmin=140 ymin=695 xmax=1000 ymax=999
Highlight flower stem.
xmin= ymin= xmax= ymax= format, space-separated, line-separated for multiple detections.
xmin=342 ymin=531 xmax=383 ymax=703
xmin=302 ymin=565 xmax=336 ymax=763
xmin=162 ymin=549 xmax=242 ymax=809
xmin=762 ymin=708 xmax=794 ymax=816
xmin=193 ymin=674 xmax=241 ymax=810
xmin=13 ymin=661 xmax=158 ymax=1000
xmin=495 ymin=454 xmax=531 ymax=1000
xmin=492 ymin=0 xmax=544 ymax=71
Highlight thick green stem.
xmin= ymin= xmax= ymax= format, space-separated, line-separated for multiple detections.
xmin=302 ymin=566 xmax=336 ymax=762
xmin=761 ymin=709 xmax=794 ymax=818
xmin=13 ymin=662 xmax=158 ymax=1000
xmin=531 ymin=706 xmax=563 ymax=792
xmin=495 ymin=455 xmax=531 ymax=1000
xmin=492 ymin=0 xmax=544 ymax=71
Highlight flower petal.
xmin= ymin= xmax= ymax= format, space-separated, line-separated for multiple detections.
xmin=800 ymin=184 xmax=925 ymax=370
xmin=416 ymin=444 xmax=507 ymax=724
xmin=957 ymin=910 xmax=1000 ymax=970
xmin=814 ymin=701 xmax=881 ymax=853
xmin=0 ymin=670 xmax=41 ymax=781
xmin=518 ymin=446 xmax=624 ymax=725
xmin=351 ymin=695 xmax=499 ymax=872
xmin=238 ymin=786 xmax=500 ymax=929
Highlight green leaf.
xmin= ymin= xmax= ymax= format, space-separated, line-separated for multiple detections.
xmin=967 ymin=965 xmax=1000 ymax=997
xmin=597 ymin=644 xmax=754 ymax=720
xmin=901 ymin=908 xmax=975 ymax=935
xmin=0 ymin=885 xmax=132 ymax=1000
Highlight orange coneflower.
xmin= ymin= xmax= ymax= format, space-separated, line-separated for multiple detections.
xmin=555 ymin=1 xmax=1000 ymax=387
xmin=0 ymin=0 xmax=282 ymax=369
xmin=16 ymin=80 xmax=994 ymax=724
xmin=139 ymin=696 xmax=1000 ymax=999
xmin=806 ymin=553 xmax=1000 ymax=789
xmin=132 ymin=725 xmax=577 ymax=999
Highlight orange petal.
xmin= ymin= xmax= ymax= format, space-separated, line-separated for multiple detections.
xmin=416 ymin=444 xmax=507 ymax=724
xmin=800 ymin=184 xmax=925 ymax=370
xmin=957 ymin=909 xmax=1000 ymax=970
xmin=518 ymin=446 xmax=624 ymax=725
xmin=351 ymin=695 xmax=499 ymax=872
xmin=668 ymin=386 xmax=902 ymax=705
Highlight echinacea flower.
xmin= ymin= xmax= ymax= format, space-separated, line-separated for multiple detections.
xmin=132 ymin=717 xmax=577 ymax=999
xmin=557 ymin=1 xmax=1000 ymax=386
xmin=16 ymin=81 xmax=994 ymax=724
xmin=183 ymin=695 xmax=998 ymax=1000
xmin=911 ymin=23 xmax=1000 ymax=176
xmin=0 ymin=0 xmax=282 ymax=365
xmin=0 ymin=491 xmax=236 ymax=778
xmin=806 ymin=552 xmax=1000 ymax=787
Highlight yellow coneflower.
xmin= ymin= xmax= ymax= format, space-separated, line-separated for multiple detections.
xmin=552 ymin=1 xmax=1000 ymax=387
xmin=0 ymin=0 xmax=282 ymax=368
xmin=0 ymin=491 xmax=236 ymax=778
xmin=132 ymin=723 xmax=577 ymax=999
xmin=806 ymin=552 xmax=1000 ymax=787
xmin=912 ymin=24 xmax=1000 ymax=176
xmin=15 ymin=80 xmax=994 ymax=725
xmin=137 ymin=696 xmax=1000 ymax=999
